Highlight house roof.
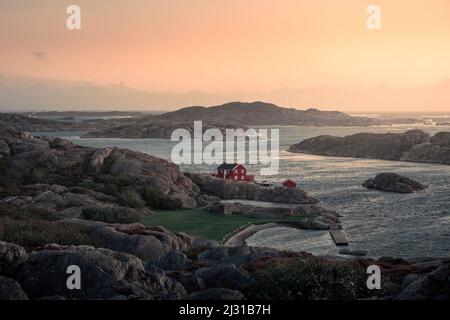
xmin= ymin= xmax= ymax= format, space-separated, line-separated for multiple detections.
xmin=217 ymin=163 xmax=240 ymax=170
xmin=283 ymin=179 xmax=296 ymax=184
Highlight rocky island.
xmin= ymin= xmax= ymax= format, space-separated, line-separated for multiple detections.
xmin=289 ymin=129 xmax=450 ymax=165
xmin=84 ymin=119 xmax=246 ymax=139
xmin=363 ymin=173 xmax=427 ymax=193
xmin=84 ymin=102 xmax=384 ymax=139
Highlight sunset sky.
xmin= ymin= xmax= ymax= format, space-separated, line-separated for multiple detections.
xmin=1 ymin=0 xmax=450 ymax=112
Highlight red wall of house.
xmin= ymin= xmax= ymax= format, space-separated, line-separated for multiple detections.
xmin=282 ymin=180 xmax=297 ymax=188
xmin=216 ymin=165 xmax=253 ymax=181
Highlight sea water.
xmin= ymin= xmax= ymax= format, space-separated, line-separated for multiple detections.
xmin=33 ymin=124 xmax=450 ymax=259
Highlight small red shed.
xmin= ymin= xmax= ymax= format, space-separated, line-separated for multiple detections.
xmin=282 ymin=179 xmax=297 ymax=188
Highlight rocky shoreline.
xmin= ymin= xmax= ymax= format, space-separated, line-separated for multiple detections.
xmin=0 ymin=126 xmax=449 ymax=300
xmin=289 ymin=129 xmax=450 ymax=165
xmin=1 ymin=226 xmax=449 ymax=300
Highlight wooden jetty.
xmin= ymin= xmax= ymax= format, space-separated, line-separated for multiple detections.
xmin=329 ymin=229 xmax=349 ymax=246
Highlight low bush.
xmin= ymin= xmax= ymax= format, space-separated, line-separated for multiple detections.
xmin=81 ymin=207 xmax=141 ymax=224
xmin=118 ymin=188 xmax=146 ymax=209
xmin=244 ymin=256 xmax=397 ymax=300
xmin=97 ymin=174 xmax=131 ymax=188
xmin=0 ymin=205 xmax=57 ymax=221
xmin=142 ymin=187 xmax=181 ymax=210
xmin=0 ymin=219 xmax=95 ymax=248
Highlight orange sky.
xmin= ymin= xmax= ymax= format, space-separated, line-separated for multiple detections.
xmin=1 ymin=0 xmax=450 ymax=112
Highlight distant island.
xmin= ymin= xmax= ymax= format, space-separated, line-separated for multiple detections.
xmin=83 ymin=120 xmax=246 ymax=139
xmin=80 ymin=102 xmax=427 ymax=139
xmin=20 ymin=111 xmax=150 ymax=119
xmin=289 ymin=129 xmax=450 ymax=165
xmin=3 ymin=102 xmax=432 ymax=139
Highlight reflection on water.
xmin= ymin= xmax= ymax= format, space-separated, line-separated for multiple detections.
xmin=34 ymin=125 xmax=450 ymax=258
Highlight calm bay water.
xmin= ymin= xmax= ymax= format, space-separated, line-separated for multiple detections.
xmin=34 ymin=124 xmax=450 ymax=259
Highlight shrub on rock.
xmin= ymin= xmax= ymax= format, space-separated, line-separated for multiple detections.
xmin=244 ymin=256 xmax=396 ymax=300
xmin=81 ymin=207 xmax=141 ymax=224
xmin=0 ymin=220 xmax=95 ymax=249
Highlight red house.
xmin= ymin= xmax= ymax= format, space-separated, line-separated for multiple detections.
xmin=282 ymin=179 xmax=297 ymax=188
xmin=215 ymin=163 xmax=254 ymax=182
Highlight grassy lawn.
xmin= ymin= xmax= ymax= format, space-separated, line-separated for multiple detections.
xmin=141 ymin=208 xmax=305 ymax=241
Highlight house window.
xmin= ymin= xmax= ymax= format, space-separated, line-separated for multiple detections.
xmin=234 ymin=176 xmax=238 ymax=180
xmin=241 ymin=176 xmax=245 ymax=180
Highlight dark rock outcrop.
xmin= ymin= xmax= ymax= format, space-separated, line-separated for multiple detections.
xmin=193 ymin=263 xmax=251 ymax=291
xmin=16 ymin=245 xmax=186 ymax=300
xmin=156 ymin=251 xmax=192 ymax=271
xmin=61 ymin=220 xmax=192 ymax=262
xmin=363 ymin=173 xmax=427 ymax=193
xmin=397 ymin=261 xmax=450 ymax=300
xmin=289 ymin=130 xmax=450 ymax=165
xmin=0 ymin=241 xmax=29 ymax=276
xmin=0 ymin=275 xmax=28 ymax=300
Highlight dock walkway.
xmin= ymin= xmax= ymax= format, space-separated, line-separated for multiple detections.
xmin=329 ymin=229 xmax=349 ymax=246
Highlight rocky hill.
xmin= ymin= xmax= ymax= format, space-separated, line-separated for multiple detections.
xmin=0 ymin=128 xmax=199 ymax=214
xmin=83 ymin=102 xmax=383 ymax=139
xmin=289 ymin=129 xmax=450 ymax=165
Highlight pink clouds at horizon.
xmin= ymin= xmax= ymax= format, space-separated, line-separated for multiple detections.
xmin=1 ymin=0 xmax=449 ymax=112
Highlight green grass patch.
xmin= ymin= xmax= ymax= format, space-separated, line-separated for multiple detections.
xmin=141 ymin=208 xmax=306 ymax=241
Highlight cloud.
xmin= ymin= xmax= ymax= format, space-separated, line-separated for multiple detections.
xmin=33 ymin=51 xmax=47 ymax=60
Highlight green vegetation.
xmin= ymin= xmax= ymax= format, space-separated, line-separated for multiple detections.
xmin=0 ymin=205 xmax=57 ymax=221
xmin=244 ymin=256 xmax=397 ymax=300
xmin=118 ymin=188 xmax=146 ymax=208
xmin=141 ymin=208 xmax=306 ymax=241
xmin=142 ymin=187 xmax=181 ymax=210
xmin=0 ymin=219 xmax=95 ymax=249
xmin=82 ymin=207 xmax=141 ymax=224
